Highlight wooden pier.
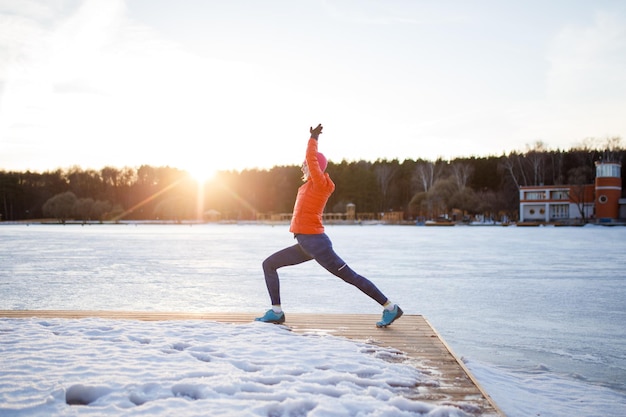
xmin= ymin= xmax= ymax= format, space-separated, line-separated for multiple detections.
xmin=0 ymin=311 xmax=504 ymax=416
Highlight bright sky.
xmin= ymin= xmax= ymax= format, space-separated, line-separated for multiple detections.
xmin=1 ymin=0 xmax=626 ymax=177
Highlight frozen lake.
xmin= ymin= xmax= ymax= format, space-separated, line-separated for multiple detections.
xmin=1 ymin=223 xmax=625 ymax=416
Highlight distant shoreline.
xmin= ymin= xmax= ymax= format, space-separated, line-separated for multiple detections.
xmin=2 ymin=219 xmax=625 ymax=227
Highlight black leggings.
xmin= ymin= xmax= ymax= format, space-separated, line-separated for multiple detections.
xmin=262 ymin=233 xmax=388 ymax=306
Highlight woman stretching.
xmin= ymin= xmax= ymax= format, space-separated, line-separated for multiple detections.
xmin=255 ymin=124 xmax=403 ymax=328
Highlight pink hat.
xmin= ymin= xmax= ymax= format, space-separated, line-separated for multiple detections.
xmin=317 ymin=152 xmax=328 ymax=172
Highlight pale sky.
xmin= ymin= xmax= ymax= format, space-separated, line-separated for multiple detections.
xmin=1 ymin=0 xmax=626 ymax=178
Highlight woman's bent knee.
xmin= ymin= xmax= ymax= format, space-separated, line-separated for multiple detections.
xmin=262 ymin=257 xmax=276 ymax=272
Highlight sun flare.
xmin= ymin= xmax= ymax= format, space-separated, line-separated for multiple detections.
xmin=186 ymin=165 xmax=216 ymax=184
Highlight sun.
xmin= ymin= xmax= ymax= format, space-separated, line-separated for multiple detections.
xmin=186 ymin=164 xmax=216 ymax=184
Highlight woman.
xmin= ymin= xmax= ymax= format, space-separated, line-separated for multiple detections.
xmin=255 ymin=124 xmax=402 ymax=327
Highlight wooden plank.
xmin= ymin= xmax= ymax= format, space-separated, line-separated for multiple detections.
xmin=0 ymin=311 xmax=505 ymax=416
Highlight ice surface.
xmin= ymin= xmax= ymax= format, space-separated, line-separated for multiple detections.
xmin=1 ymin=223 xmax=625 ymax=416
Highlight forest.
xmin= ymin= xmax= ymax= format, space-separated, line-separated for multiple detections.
xmin=1 ymin=139 xmax=624 ymax=223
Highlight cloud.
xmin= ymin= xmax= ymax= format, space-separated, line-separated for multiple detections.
xmin=320 ymin=0 xmax=468 ymax=26
xmin=547 ymin=10 xmax=626 ymax=100
xmin=2 ymin=1 xmax=625 ymax=172
xmin=0 ymin=0 xmax=302 ymax=172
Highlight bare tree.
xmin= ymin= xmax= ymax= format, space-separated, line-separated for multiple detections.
xmin=501 ymin=143 xmax=548 ymax=190
xmin=375 ymin=162 xmax=397 ymax=211
xmin=427 ymin=178 xmax=457 ymax=218
xmin=412 ymin=161 xmax=442 ymax=192
xmin=572 ymin=137 xmax=601 ymax=167
xmin=499 ymin=153 xmax=523 ymax=190
xmin=450 ymin=161 xmax=473 ymax=189
xmin=73 ymin=198 xmax=95 ymax=221
xmin=567 ymin=166 xmax=593 ymax=223
xmin=42 ymin=191 xmax=77 ymax=223
xmin=91 ymin=200 xmax=112 ymax=222
xmin=601 ymin=136 xmax=623 ymax=162
xmin=525 ymin=141 xmax=547 ymax=185
xmin=550 ymin=151 xmax=565 ymax=185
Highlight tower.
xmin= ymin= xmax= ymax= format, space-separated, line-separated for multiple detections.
xmin=594 ymin=161 xmax=622 ymax=220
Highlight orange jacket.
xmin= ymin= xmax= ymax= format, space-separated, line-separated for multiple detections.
xmin=289 ymin=138 xmax=335 ymax=234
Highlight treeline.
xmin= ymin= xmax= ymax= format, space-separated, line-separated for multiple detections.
xmin=1 ymin=139 xmax=624 ymax=222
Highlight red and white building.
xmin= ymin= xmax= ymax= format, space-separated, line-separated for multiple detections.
xmin=519 ymin=161 xmax=624 ymax=223
xmin=594 ymin=162 xmax=623 ymax=220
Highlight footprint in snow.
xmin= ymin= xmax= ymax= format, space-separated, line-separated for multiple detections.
xmin=65 ymin=384 xmax=112 ymax=406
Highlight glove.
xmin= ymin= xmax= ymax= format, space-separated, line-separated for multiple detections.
xmin=309 ymin=124 xmax=323 ymax=140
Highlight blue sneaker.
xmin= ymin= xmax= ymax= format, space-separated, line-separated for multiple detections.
xmin=255 ymin=309 xmax=285 ymax=324
xmin=376 ymin=305 xmax=403 ymax=328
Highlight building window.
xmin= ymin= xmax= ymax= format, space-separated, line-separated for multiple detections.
xmin=550 ymin=204 xmax=569 ymax=219
xmin=525 ymin=192 xmax=545 ymax=200
xmin=596 ymin=163 xmax=621 ymax=178
xmin=551 ymin=191 xmax=568 ymax=200
xmin=599 ymin=195 xmax=608 ymax=204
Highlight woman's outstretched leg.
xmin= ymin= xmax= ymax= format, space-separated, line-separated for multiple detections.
xmin=295 ymin=233 xmax=403 ymax=327
xmin=256 ymin=243 xmax=312 ymax=323
xmin=296 ymin=233 xmax=387 ymax=304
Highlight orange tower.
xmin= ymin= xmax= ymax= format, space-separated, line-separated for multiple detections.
xmin=594 ymin=161 xmax=622 ymax=220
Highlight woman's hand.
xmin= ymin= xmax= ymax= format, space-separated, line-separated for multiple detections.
xmin=310 ymin=124 xmax=323 ymax=139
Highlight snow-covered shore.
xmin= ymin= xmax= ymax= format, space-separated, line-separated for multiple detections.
xmin=2 ymin=317 xmax=477 ymax=416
